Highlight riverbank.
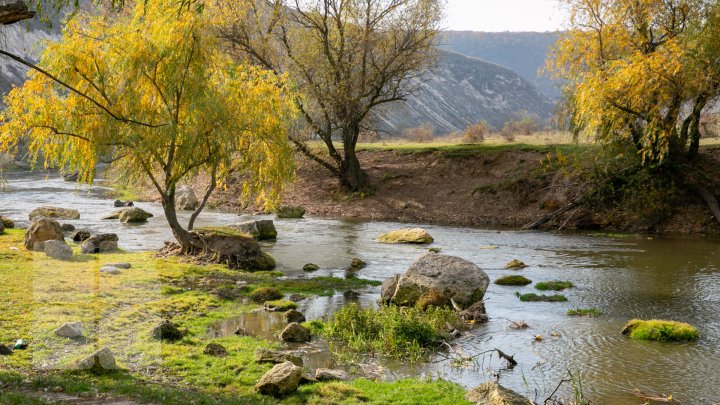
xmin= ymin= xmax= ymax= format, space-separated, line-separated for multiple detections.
xmin=184 ymin=143 xmax=720 ymax=235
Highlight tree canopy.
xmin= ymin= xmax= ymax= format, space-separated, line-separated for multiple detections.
xmin=549 ymin=0 xmax=720 ymax=164
xmin=213 ymin=0 xmax=443 ymax=191
xmin=0 ymin=1 xmax=296 ymax=249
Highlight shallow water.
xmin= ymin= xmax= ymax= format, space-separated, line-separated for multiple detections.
xmin=2 ymin=170 xmax=720 ymax=403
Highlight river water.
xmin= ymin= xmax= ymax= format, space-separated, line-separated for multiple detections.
xmin=2 ymin=170 xmax=719 ymax=404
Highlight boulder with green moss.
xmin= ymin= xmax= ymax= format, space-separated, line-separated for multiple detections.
xmin=251 ymin=287 xmax=284 ymax=302
xmin=376 ymin=228 xmax=433 ymax=244
xmin=390 ymin=253 xmax=488 ymax=310
xmin=504 ymin=259 xmax=528 ymax=269
xmin=276 ymin=205 xmax=305 ymax=219
xmin=495 ymin=275 xmax=532 ymax=286
xmin=621 ymin=319 xmax=699 ymax=341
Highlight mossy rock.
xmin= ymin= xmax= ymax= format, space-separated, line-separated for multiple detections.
xmin=303 ymin=263 xmax=320 ymax=272
xmin=265 ymin=300 xmax=298 ymax=312
xmin=567 ymin=308 xmax=602 ymax=317
xmin=415 ymin=289 xmax=451 ymax=310
xmin=621 ymin=319 xmax=699 ymax=341
xmin=376 ymin=228 xmax=433 ymax=244
xmin=517 ymin=293 xmax=567 ymax=302
xmin=535 ymin=281 xmax=573 ymax=291
xmin=248 ymin=252 xmax=276 ymax=271
xmin=495 ymin=275 xmax=532 ymax=286
xmin=251 ymin=287 xmax=284 ymax=302
xmin=504 ymin=259 xmax=528 ymax=269
xmin=0 ymin=216 xmax=15 ymax=229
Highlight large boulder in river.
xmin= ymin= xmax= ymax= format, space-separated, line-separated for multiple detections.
xmin=44 ymin=240 xmax=73 ymax=260
xmin=176 ymin=185 xmax=199 ymax=211
xmin=229 ymin=220 xmax=277 ymax=240
xmin=81 ymin=233 xmax=119 ymax=254
xmin=24 ymin=218 xmax=65 ymax=251
xmin=276 ymin=205 xmax=305 ymax=219
xmin=28 ymin=206 xmax=80 ymax=221
xmin=255 ymin=361 xmax=303 ymax=396
xmin=389 ymin=253 xmax=489 ymax=310
xmin=376 ymin=228 xmax=433 ymax=244
xmin=119 ymin=207 xmax=153 ymax=223
xmin=191 ymin=227 xmax=275 ymax=270
xmin=466 ymin=381 xmax=532 ymax=405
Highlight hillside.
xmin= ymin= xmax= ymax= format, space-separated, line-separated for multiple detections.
xmin=376 ymin=50 xmax=555 ymax=134
xmin=440 ymin=31 xmax=561 ymax=99
xmin=0 ymin=19 xmax=59 ymax=97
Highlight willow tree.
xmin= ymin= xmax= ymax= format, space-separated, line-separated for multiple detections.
xmin=212 ymin=0 xmax=442 ymax=191
xmin=549 ymin=0 xmax=720 ymax=164
xmin=0 ymin=1 xmax=296 ymax=251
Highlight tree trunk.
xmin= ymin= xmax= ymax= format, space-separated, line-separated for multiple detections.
xmin=339 ymin=123 xmax=371 ymax=192
xmin=161 ymin=191 xmax=194 ymax=252
xmin=686 ymin=93 xmax=709 ymax=160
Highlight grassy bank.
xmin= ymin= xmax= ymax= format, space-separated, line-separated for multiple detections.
xmin=0 ymin=229 xmax=470 ymax=404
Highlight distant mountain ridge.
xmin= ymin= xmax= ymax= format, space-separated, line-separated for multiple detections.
xmin=376 ymin=50 xmax=555 ymax=134
xmin=440 ymin=31 xmax=561 ymax=99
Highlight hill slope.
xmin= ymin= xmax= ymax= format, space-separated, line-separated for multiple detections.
xmin=376 ymin=50 xmax=555 ymax=134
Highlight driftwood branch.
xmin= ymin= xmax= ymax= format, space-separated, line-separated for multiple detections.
xmin=0 ymin=1 xmax=35 ymax=25
xmin=687 ymin=182 xmax=720 ymax=226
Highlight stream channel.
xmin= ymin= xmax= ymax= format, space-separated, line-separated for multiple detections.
xmin=2 ymin=170 xmax=720 ymax=404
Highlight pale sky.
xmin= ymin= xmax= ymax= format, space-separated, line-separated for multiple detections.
xmin=444 ymin=0 xmax=568 ymax=32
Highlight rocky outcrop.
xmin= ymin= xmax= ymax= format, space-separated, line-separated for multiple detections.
xmin=229 ymin=220 xmax=277 ymax=240
xmin=280 ymin=322 xmax=311 ymax=342
xmin=81 ymin=234 xmax=119 ymax=254
xmin=176 ymin=185 xmax=199 ymax=211
xmin=54 ymin=322 xmax=83 ymax=338
xmin=254 ymin=348 xmax=303 ymax=367
xmin=389 ymin=253 xmax=489 ymax=310
xmin=466 ymin=382 xmax=532 ymax=405
xmin=44 ymin=240 xmax=73 ymax=260
xmin=191 ymin=227 xmax=275 ymax=270
xmin=376 ymin=228 xmax=433 ymax=244
xmin=276 ymin=205 xmax=305 ymax=219
xmin=24 ymin=218 xmax=64 ymax=251
xmin=76 ymin=347 xmax=117 ymax=372
xmin=28 ymin=206 xmax=80 ymax=221
xmin=255 ymin=361 xmax=303 ymax=396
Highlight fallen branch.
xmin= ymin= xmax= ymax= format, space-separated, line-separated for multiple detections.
xmin=687 ymin=182 xmax=720 ymax=226
xmin=523 ymin=200 xmax=581 ymax=230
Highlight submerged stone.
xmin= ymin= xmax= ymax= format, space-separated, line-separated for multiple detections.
xmin=350 ymin=258 xmax=367 ymax=269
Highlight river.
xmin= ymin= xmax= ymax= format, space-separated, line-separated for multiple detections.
xmin=2 ymin=170 xmax=719 ymax=404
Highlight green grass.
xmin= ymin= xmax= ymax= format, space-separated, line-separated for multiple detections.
xmin=622 ymin=319 xmax=699 ymax=341
xmin=356 ymin=141 xmax=589 ymax=158
xmin=313 ymin=303 xmax=463 ymax=361
xmin=263 ymin=300 xmax=297 ymax=311
xmin=0 ymin=229 xmax=467 ymax=404
xmin=517 ymin=292 xmax=568 ymax=302
xmin=494 ymin=275 xmax=532 ymax=286
xmin=535 ymin=281 xmax=573 ymax=291
xmin=567 ymin=308 xmax=603 ymax=317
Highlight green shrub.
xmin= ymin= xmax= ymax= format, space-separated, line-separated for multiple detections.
xmin=319 ymin=303 xmax=462 ymax=360
xmin=567 ymin=308 xmax=602 ymax=317
xmin=517 ymin=293 xmax=567 ymax=302
xmin=495 ymin=275 xmax=532 ymax=286
xmin=535 ymin=281 xmax=573 ymax=291
xmin=621 ymin=319 xmax=699 ymax=341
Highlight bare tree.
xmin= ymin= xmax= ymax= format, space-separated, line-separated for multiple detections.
xmin=214 ymin=0 xmax=443 ymax=191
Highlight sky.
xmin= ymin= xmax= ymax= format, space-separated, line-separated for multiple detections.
xmin=444 ymin=0 xmax=569 ymax=32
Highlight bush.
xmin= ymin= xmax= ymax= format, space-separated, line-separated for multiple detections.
xmin=500 ymin=112 xmax=541 ymax=142
xmin=462 ymin=121 xmax=487 ymax=144
xmin=318 ymin=303 xmax=462 ymax=360
xmin=358 ymin=130 xmax=381 ymax=143
xmin=621 ymin=319 xmax=699 ymax=341
xmin=535 ymin=281 xmax=573 ymax=291
xmin=402 ymin=125 xmax=434 ymax=143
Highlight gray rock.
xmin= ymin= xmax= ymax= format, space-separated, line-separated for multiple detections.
xmin=254 ymin=348 xmax=303 ymax=367
xmin=100 ymin=266 xmax=121 ymax=275
xmin=76 ymin=347 xmax=117 ymax=372
xmin=315 ymin=368 xmax=349 ymax=381
xmin=391 ymin=253 xmax=489 ymax=310
xmin=280 ymin=322 xmax=311 ymax=342
xmin=255 ymin=361 xmax=303 ymax=396
xmin=119 ymin=207 xmax=153 ymax=223
xmin=71 ymin=229 xmax=92 ymax=242
xmin=113 ymin=200 xmax=134 ymax=207
xmin=229 ymin=220 xmax=277 ymax=240
xmin=81 ymin=234 xmax=119 ymax=254
xmin=24 ymin=218 xmax=64 ymax=251
xmin=44 ymin=240 xmax=73 ymax=260
xmin=106 ymin=262 xmax=131 ymax=269
xmin=466 ymin=382 xmax=532 ymax=405
xmin=276 ymin=205 xmax=305 ymax=219
xmin=379 ymin=274 xmax=400 ymax=304
xmin=60 ymin=223 xmax=75 ymax=233
xmin=28 ymin=206 xmax=80 ymax=221
xmin=176 ymin=185 xmax=199 ymax=211
xmin=283 ymin=309 xmax=306 ymax=324
xmin=54 ymin=322 xmax=83 ymax=338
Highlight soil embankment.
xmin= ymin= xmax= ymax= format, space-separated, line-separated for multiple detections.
xmin=176 ymin=146 xmax=720 ymax=234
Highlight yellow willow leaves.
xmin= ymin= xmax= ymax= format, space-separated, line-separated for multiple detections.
xmin=1 ymin=1 xmax=297 ymax=210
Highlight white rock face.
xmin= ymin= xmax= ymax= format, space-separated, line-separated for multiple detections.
xmin=54 ymin=322 xmax=83 ymax=338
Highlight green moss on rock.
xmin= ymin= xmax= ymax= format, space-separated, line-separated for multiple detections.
xmin=495 ymin=275 xmax=532 ymax=286
xmin=517 ymin=293 xmax=567 ymax=302
xmin=250 ymin=287 xmax=283 ymax=302
xmin=535 ymin=281 xmax=573 ymax=291
xmin=621 ymin=319 xmax=699 ymax=341
xmin=567 ymin=308 xmax=602 ymax=317
xmin=504 ymin=259 xmax=528 ymax=269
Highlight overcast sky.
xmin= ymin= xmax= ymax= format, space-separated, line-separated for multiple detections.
xmin=444 ymin=0 xmax=568 ymax=32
